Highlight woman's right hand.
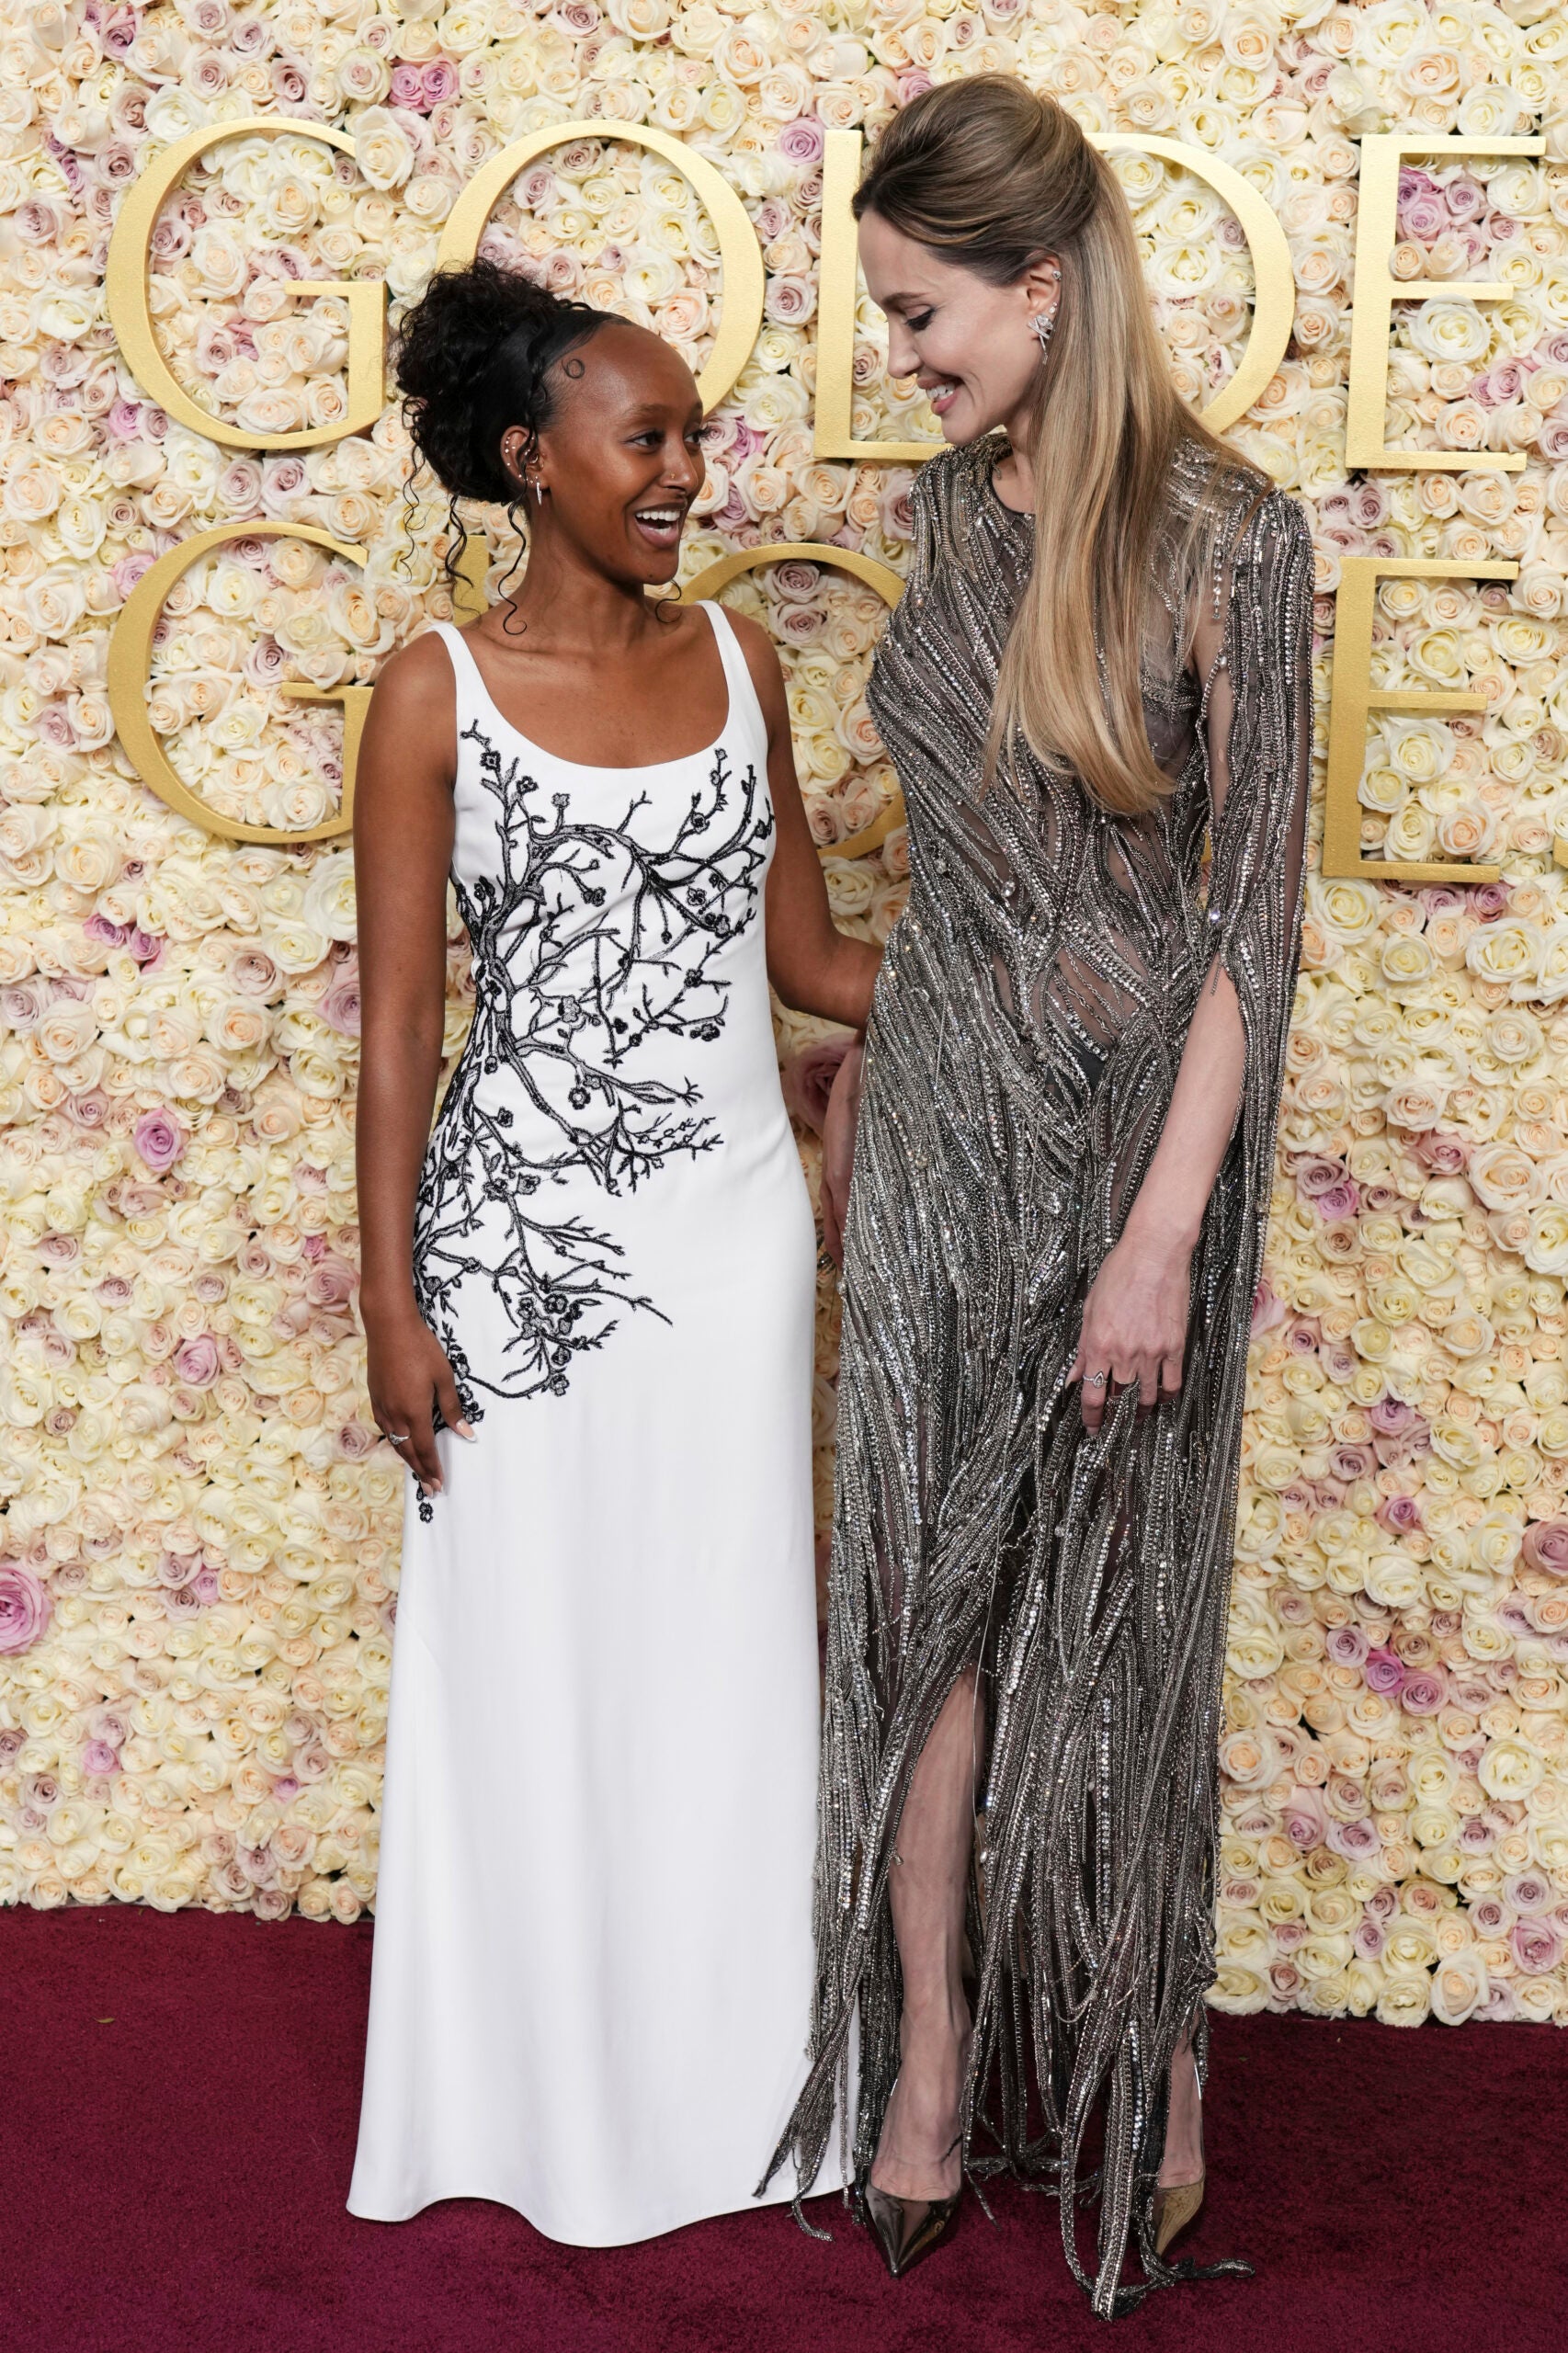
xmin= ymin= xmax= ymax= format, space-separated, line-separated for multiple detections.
xmin=364 ymin=1297 xmax=474 ymax=1497
xmin=820 ymin=1039 xmax=866 ymax=1270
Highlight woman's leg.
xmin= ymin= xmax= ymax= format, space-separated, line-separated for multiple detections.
xmin=1158 ymin=2029 xmax=1203 ymax=2188
xmin=869 ymin=1667 xmax=981 ymax=2200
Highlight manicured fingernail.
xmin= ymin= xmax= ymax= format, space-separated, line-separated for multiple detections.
xmin=455 ymin=1421 xmax=476 ymax=1440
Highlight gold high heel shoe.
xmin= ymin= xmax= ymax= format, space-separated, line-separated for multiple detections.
xmin=1153 ymin=2059 xmax=1205 ymax=2258
xmin=861 ymin=2137 xmax=964 ymax=2279
xmin=1152 ymin=2171 xmax=1204 ymax=2259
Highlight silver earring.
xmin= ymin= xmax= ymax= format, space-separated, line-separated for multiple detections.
xmin=1028 ymin=305 xmax=1057 ymax=356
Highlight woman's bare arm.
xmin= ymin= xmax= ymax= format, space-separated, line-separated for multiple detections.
xmin=353 ymin=631 xmax=473 ymax=1494
xmin=728 ymin=611 xmax=881 ymax=1030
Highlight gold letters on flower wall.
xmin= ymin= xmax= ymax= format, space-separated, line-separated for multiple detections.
xmin=103 ymin=122 xmax=1545 ymax=876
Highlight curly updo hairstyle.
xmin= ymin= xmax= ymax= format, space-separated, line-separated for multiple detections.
xmin=394 ymin=257 xmax=616 ymax=586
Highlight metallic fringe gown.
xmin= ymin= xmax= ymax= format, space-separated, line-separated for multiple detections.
xmin=767 ymin=437 xmax=1314 ymax=2316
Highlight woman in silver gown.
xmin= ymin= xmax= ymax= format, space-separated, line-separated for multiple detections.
xmin=766 ymin=81 xmax=1313 ymax=2315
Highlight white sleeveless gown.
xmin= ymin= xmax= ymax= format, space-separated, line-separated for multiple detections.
xmin=348 ymin=605 xmax=837 ymax=2242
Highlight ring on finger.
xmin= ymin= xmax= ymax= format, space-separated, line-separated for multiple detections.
xmin=381 ymin=1429 xmax=410 ymax=1444
xmin=1086 ymin=1370 xmax=1108 ymax=1389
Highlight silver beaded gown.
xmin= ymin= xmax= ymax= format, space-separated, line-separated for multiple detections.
xmin=767 ymin=437 xmax=1313 ymax=2315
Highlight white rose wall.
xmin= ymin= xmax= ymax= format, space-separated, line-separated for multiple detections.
xmin=2 ymin=0 xmax=1567 ymax=2029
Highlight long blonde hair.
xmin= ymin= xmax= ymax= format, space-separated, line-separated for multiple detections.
xmin=855 ymin=77 xmax=1260 ymax=818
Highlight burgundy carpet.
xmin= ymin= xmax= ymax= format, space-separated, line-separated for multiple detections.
xmin=9 ymin=1905 xmax=1565 ymax=2353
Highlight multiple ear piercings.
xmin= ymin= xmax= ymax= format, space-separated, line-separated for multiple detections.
xmin=500 ymin=428 xmax=547 ymax=504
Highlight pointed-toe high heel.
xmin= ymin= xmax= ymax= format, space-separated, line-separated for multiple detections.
xmin=1153 ymin=2062 xmax=1205 ymax=2259
xmin=861 ymin=2143 xmax=963 ymax=2279
xmin=1152 ymin=2171 xmax=1204 ymax=2259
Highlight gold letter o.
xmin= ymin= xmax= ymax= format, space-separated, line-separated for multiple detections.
xmin=1092 ymin=135 xmax=1295 ymax=436
xmin=437 ymin=122 xmax=764 ymax=416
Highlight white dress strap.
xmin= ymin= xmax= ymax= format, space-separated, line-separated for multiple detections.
xmin=429 ymin=620 xmax=485 ymax=722
xmin=698 ymin=599 xmax=767 ymax=754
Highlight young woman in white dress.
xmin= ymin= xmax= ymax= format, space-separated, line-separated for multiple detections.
xmin=346 ymin=260 xmax=877 ymax=2244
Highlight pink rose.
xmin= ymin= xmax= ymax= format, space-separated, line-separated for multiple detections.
xmin=1283 ymin=1787 xmax=1326 ymax=1849
xmin=1347 ymin=481 xmax=1390 ymax=529
xmin=1400 ymin=1668 xmax=1448 ymax=1716
xmin=1377 ymin=1494 xmax=1423 ymax=1535
xmin=781 ymin=1036 xmax=854 ymax=1136
xmin=1295 ymin=1154 xmax=1348 ymax=1198
xmin=1511 ymin=1918 xmax=1562 ymax=1976
xmin=133 ymin=1108 xmax=184 ymax=1173
xmin=777 ymin=116 xmax=824 ymax=165
xmin=83 ymin=1739 xmax=120 ymax=1777
xmin=320 ymin=977 xmax=361 ymax=1035
xmin=1325 ymin=1624 xmax=1369 ymax=1667
xmin=0 ymin=1562 xmax=51 ymax=1654
xmin=1522 ymin=1523 xmax=1568 ymax=1577
xmin=1504 ymin=1872 xmax=1552 ymax=1916
xmin=261 ymin=456 xmax=310 ymax=514
xmin=1401 ymin=192 xmax=1448 ymax=242
xmin=1326 ymin=1817 xmax=1381 ymax=1860
xmin=173 ymin=1336 xmax=221 ymax=1388
xmin=1365 ymin=1647 xmax=1408 ymax=1695
xmin=305 ymin=1254 xmax=358 ymax=1309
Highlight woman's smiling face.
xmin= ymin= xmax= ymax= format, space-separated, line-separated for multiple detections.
xmin=856 ymin=209 xmax=1054 ymax=446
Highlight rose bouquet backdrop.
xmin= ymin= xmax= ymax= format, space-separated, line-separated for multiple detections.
xmin=2 ymin=0 xmax=1568 ymax=2023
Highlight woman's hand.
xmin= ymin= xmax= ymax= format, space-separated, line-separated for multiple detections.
xmin=364 ymin=1295 xmax=474 ymax=1496
xmin=820 ymin=1039 xmax=865 ymax=1270
xmin=1069 ymin=1223 xmax=1191 ymax=1434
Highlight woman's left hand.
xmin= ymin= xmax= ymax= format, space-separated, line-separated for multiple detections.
xmin=1070 ymin=1225 xmax=1192 ymax=1433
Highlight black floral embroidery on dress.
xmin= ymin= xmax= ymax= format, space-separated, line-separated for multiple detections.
xmin=411 ymin=717 xmax=769 ymax=1506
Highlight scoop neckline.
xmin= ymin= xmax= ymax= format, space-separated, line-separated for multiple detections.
xmin=445 ymin=604 xmax=733 ymax=777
